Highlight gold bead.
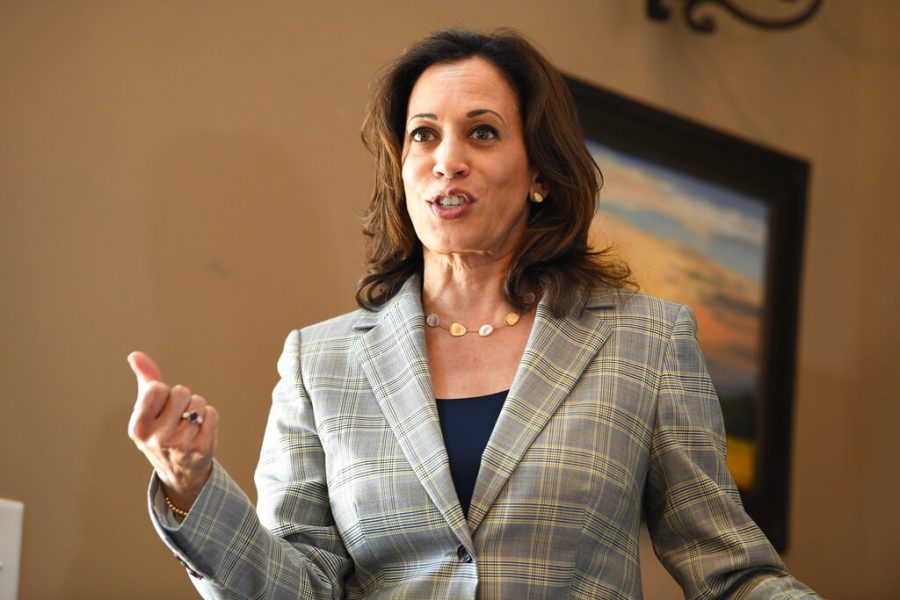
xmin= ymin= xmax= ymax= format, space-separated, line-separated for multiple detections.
xmin=449 ymin=323 xmax=467 ymax=336
xmin=504 ymin=312 xmax=521 ymax=326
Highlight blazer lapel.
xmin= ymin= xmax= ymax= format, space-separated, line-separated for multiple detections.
xmin=467 ymin=290 xmax=616 ymax=531
xmin=351 ymin=277 xmax=473 ymax=548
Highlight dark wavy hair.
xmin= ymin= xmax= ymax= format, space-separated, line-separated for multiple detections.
xmin=356 ymin=28 xmax=632 ymax=316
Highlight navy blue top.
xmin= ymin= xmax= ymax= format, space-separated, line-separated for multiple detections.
xmin=435 ymin=390 xmax=508 ymax=517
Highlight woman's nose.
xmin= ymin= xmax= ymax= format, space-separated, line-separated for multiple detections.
xmin=432 ymin=137 xmax=469 ymax=179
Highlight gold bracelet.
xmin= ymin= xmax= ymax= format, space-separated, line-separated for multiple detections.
xmin=165 ymin=495 xmax=190 ymax=520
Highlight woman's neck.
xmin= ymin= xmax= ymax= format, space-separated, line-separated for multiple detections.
xmin=421 ymin=249 xmax=515 ymax=324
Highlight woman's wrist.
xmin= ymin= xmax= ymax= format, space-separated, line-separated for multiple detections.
xmin=158 ymin=461 xmax=213 ymax=514
xmin=165 ymin=495 xmax=190 ymax=521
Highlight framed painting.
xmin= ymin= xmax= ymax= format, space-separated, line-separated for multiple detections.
xmin=566 ymin=76 xmax=809 ymax=551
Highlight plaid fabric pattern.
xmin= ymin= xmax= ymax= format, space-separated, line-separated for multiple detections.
xmin=150 ymin=276 xmax=819 ymax=599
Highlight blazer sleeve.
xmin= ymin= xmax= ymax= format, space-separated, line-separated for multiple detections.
xmin=643 ymin=304 xmax=820 ymax=599
xmin=148 ymin=329 xmax=353 ymax=599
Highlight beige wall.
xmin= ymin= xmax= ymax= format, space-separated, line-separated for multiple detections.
xmin=1 ymin=2 xmax=898 ymax=598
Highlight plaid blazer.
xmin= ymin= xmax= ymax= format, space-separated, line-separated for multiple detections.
xmin=151 ymin=276 xmax=818 ymax=599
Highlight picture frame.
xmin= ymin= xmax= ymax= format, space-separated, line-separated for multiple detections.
xmin=565 ymin=76 xmax=809 ymax=552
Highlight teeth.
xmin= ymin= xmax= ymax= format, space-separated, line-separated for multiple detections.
xmin=438 ymin=195 xmax=465 ymax=207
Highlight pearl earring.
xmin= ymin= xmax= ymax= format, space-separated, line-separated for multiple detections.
xmin=531 ymin=191 xmax=544 ymax=203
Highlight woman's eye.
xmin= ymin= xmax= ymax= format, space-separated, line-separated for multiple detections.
xmin=410 ymin=128 xmax=435 ymax=143
xmin=471 ymin=124 xmax=499 ymax=140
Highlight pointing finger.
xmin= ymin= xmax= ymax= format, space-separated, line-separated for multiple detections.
xmin=128 ymin=380 xmax=171 ymax=440
xmin=128 ymin=351 xmax=163 ymax=385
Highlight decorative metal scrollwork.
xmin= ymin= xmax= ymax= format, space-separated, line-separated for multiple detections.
xmin=647 ymin=0 xmax=823 ymax=34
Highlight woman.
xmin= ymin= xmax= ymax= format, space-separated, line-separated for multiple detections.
xmin=128 ymin=29 xmax=819 ymax=599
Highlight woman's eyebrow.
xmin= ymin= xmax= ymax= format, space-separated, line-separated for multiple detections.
xmin=407 ymin=109 xmax=506 ymax=125
xmin=408 ymin=113 xmax=437 ymax=124
xmin=467 ymin=108 xmax=505 ymax=123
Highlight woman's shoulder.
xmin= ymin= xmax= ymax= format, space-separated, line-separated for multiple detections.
xmin=276 ymin=307 xmax=377 ymax=368
xmin=587 ymin=286 xmax=694 ymax=329
xmin=297 ymin=306 xmax=376 ymax=342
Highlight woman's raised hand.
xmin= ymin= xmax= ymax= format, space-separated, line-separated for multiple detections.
xmin=127 ymin=351 xmax=219 ymax=511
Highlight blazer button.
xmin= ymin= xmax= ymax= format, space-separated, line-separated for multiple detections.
xmin=457 ymin=544 xmax=473 ymax=563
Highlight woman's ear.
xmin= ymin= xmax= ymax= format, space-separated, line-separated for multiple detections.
xmin=530 ymin=172 xmax=550 ymax=203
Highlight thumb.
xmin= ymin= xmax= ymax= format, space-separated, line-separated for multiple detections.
xmin=127 ymin=351 xmax=163 ymax=384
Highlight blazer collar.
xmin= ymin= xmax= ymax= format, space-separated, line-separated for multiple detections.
xmin=466 ymin=287 xmax=614 ymax=531
xmin=350 ymin=276 xmax=473 ymax=548
xmin=350 ymin=277 xmax=617 ymax=538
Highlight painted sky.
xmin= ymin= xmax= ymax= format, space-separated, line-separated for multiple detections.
xmin=588 ymin=141 xmax=769 ymax=279
xmin=587 ymin=140 xmax=769 ymax=398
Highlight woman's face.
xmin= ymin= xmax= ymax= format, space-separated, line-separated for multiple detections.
xmin=402 ymin=57 xmax=545 ymax=263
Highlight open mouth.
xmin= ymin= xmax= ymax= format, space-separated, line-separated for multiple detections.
xmin=426 ymin=190 xmax=474 ymax=219
xmin=429 ymin=190 xmax=474 ymax=206
xmin=435 ymin=194 xmax=467 ymax=207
